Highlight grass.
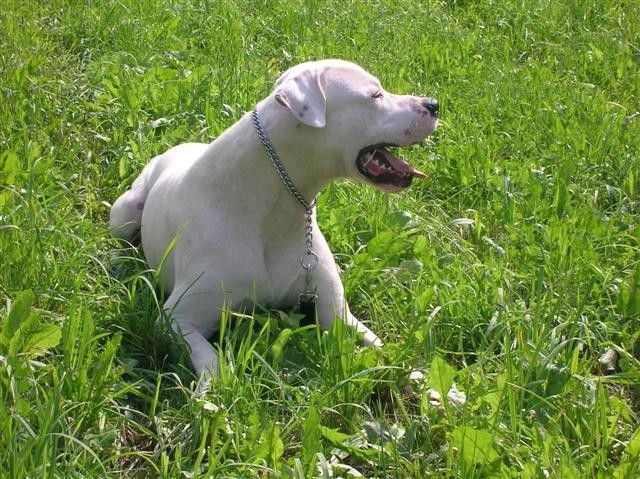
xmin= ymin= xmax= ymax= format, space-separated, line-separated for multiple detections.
xmin=1 ymin=0 xmax=639 ymax=477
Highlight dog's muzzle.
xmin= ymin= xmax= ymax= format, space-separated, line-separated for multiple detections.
xmin=355 ymin=143 xmax=427 ymax=191
xmin=422 ymin=98 xmax=439 ymax=117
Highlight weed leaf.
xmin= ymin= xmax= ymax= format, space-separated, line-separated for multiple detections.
xmin=626 ymin=427 xmax=640 ymax=457
xmin=254 ymin=425 xmax=284 ymax=467
xmin=21 ymin=323 xmax=62 ymax=355
xmin=415 ymin=287 xmax=434 ymax=313
xmin=428 ymin=355 xmax=456 ymax=399
xmin=320 ymin=426 xmax=355 ymax=445
xmin=2 ymin=289 xmax=35 ymax=346
xmin=451 ymin=426 xmax=499 ymax=467
xmin=302 ymin=398 xmax=322 ymax=464
xmin=271 ymin=327 xmax=292 ymax=365
xmin=614 ymin=427 xmax=640 ymax=478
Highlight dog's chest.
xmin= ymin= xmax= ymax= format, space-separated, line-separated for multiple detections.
xmin=259 ymin=241 xmax=306 ymax=307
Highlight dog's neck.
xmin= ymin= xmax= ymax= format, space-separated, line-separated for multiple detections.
xmin=190 ymin=103 xmax=339 ymax=226
xmin=250 ymin=108 xmax=315 ymax=212
xmin=254 ymin=99 xmax=343 ymax=199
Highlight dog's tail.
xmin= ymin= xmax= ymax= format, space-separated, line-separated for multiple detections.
xmin=109 ymin=170 xmax=150 ymax=242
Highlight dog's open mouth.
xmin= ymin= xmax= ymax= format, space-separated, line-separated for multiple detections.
xmin=356 ymin=144 xmax=427 ymax=191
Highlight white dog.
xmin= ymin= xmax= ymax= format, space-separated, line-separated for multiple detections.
xmin=110 ymin=59 xmax=438 ymax=378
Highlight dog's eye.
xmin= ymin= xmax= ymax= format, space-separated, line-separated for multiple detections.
xmin=371 ymin=91 xmax=383 ymax=99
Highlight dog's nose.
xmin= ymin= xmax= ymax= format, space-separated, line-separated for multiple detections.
xmin=422 ymin=98 xmax=439 ymax=116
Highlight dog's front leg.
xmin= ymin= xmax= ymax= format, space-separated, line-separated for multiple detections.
xmin=312 ymin=234 xmax=382 ymax=348
xmin=173 ymin=319 xmax=219 ymax=378
xmin=164 ymin=289 xmax=221 ymax=379
xmin=315 ymin=276 xmax=382 ymax=347
xmin=345 ymin=310 xmax=383 ymax=347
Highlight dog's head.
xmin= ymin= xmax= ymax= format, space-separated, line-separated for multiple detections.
xmin=272 ymin=59 xmax=438 ymax=193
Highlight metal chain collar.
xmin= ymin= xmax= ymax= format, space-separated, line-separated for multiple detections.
xmin=251 ymin=108 xmax=318 ymax=301
xmin=251 ymin=108 xmax=315 ymax=213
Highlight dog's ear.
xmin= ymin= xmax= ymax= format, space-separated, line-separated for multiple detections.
xmin=274 ymin=68 xmax=326 ymax=128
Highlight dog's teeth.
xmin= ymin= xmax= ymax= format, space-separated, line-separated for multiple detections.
xmin=362 ymin=152 xmax=375 ymax=168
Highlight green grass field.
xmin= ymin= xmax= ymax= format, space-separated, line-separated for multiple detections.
xmin=1 ymin=0 xmax=639 ymax=477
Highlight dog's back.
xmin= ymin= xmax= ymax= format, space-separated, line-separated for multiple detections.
xmin=109 ymin=143 xmax=208 ymax=241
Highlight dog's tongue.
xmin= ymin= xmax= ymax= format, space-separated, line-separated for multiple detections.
xmin=377 ymin=149 xmax=427 ymax=179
